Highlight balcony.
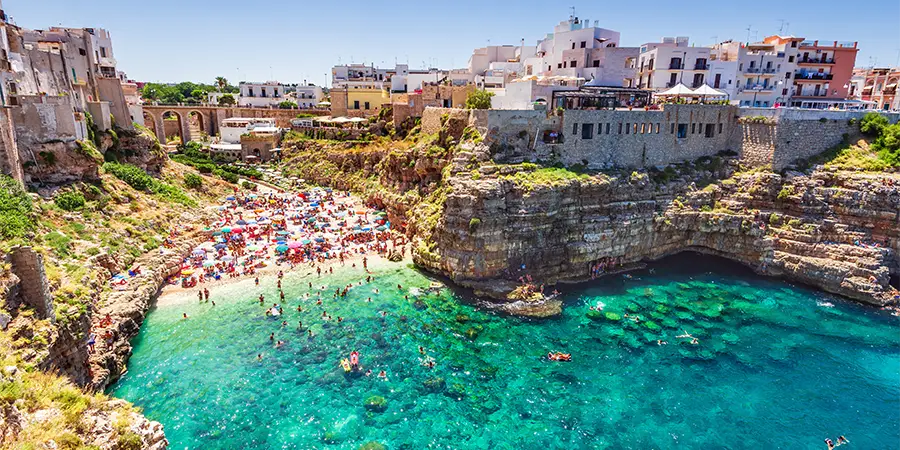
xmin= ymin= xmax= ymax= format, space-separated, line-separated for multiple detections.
xmin=743 ymin=84 xmax=775 ymax=91
xmin=693 ymin=63 xmax=709 ymax=70
xmin=668 ymin=63 xmax=683 ymax=70
xmin=798 ymin=58 xmax=835 ymax=65
xmin=794 ymin=72 xmax=833 ymax=81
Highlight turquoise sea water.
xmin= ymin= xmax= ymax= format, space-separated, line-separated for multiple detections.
xmin=111 ymin=254 xmax=900 ymax=450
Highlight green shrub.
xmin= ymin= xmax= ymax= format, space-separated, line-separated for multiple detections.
xmin=787 ymin=219 xmax=802 ymax=229
xmin=468 ymin=217 xmax=482 ymax=233
xmin=465 ymin=90 xmax=494 ymax=109
xmin=54 ymin=191 xmax=86 ymax=211
xmin=117 ymin=432 xmax=143 ymax=450
xmin=776 ymin=186 xmax=793 ymax=201
xmin=859 ymin=112 xmax=889 ymax=136
xmin=103 ymin=162 xmax=153 ymax=191
xmin=44 ymin=231 xmax=72 ymax=257
xmin=184 ymin=173 xmax=203 ymax=189
xmin=241 ymin=181 xmax=256 ymax=190
xmin=0 ymin=175 xmax=35 ymax=239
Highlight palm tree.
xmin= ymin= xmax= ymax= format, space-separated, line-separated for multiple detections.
xmin=215 ymin=77 xmax=228 ymax=92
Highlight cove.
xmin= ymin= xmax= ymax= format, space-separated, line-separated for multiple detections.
xmin=110 ymin=253 xmax=900 ymax=449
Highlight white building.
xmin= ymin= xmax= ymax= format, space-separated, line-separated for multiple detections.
xmin=239 ymin=81 xmax=285 ymax=107
xmin=733 ymin=38 xmax=802 ymax=107
xmin=218 ymin=117 xmax=277 ymax=143
xmin=637 ymin=37 xmax=711 ymax=90
xmin=491 ymin=78 xmax=580 ymax=109
xmin=293 ymin=84 xmax=323 ymax=108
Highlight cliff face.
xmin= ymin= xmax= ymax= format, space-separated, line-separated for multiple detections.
xmin=417 ymin=144 xmax=899 ymax=308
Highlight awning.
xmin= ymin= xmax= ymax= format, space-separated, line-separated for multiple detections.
xmin=656 ymin=83 xmax=698 ymax=96
xmin=691 ymin=84 xmax=727 ymax=97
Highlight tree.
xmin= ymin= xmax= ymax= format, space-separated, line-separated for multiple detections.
xmin=465 ymin=89 xmax=494 ymax=109
xmin=215 ymin=76 xmax=228 ymax=92
xmin=190 ymin=89 xmax=206 ymax=102
xmin=278 ymin=100 xmax=298 ymax=109
xmin=218 ymin=94 xmax=236 ymax=106
xmin=860 ymin=112 xmax=889 ymax=136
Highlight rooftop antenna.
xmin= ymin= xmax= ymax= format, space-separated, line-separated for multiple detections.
xmin=745 ymin=25 xmax=752 ymax=43
xmin=778 ymin=19 xmax=786 ymax=35
xmin=570 ymin=6 xmax=575 ymax=20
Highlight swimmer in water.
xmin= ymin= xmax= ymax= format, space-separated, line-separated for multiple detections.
xmin=377 ymin=370 xmax=387 ymax=380
xmin=337 ymin=316 xmax=344 ymax=323
xmin=281 ymin=320 xmax=287 ymax=327
xmin=365 ymin=369 xmax=372 ymax=377
xmin=211 ymin=301 xmax=216 ymax=306
xmin=366 ymin=297 xmax=372 ymax=303
xmin=418 ymin=346 xmax=426 ymax=354
xmin=269 ymin=333 xmax=275 ymax=341
xmin=257 ymin=354 xmax=262 ymax=361
xmin=297 ymin=305 xmax=302 ymax=312
xmin=275 ymin=340 xmax=284 ymax=348
xmin=381 ymin=311 xmax=387 ymax=317
xmin=183 ymin=313 xmax=188 ymax=319
xmin=657 ymin=340 xmax=667 ymax=345
xmin=373 ymin=288 xmax=379 ymax=294
xmin=308 ymin=329 xmax=313 ymax=337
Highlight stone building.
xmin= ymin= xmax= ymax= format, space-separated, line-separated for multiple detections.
xmin=240 ymin=126 xmax=282 ymax=163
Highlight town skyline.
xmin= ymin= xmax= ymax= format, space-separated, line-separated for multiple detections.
xmin=5 ymin=0 xmax=899 ymax=85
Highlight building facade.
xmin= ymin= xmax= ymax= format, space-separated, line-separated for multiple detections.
xmin=859 ymin=67 xmax=899 ymax=111
xmin=637 ymin=37 xmax=711 ymax=90
xmin=788 ymin=39 xmax=858 ymax=108
xmin=239 ymin=81 xmax=285 ymax=107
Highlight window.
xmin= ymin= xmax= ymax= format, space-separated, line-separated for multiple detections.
xmin=558 ymin=63 xmax=563 ymax=69
xmin=691 ymin=123 xmax=696 ymax=134
xmin=273 ymin=88 xmax=279 ymax=97
xmin=593 ymin=60 xmax=600 ymax=68
xmin=353 ymin=100 xmax=360 ymax=109
xmin=618 ymin=123 xmax=623 ymax=134
xmin=669 ymin=73 xmax=678 ymax=86
xmin=704 ymin=124 xmax=715 ymax=138
xmin=788 ymin=55 xmax=795 ymax=62
xmin=714 ymin=73 xmax=721 ymax=88
xmin=79 ymin=48 xmax=86 ymax=56
xmin=605 ymin=123 xmax=610 ymax=134
xmin=625 ymin=123 xmax=630 ymax=134
xmin=791 ymin=41 xmax=797 ymax=48
xmin=580 ymin=41 xmax=586 ymax=48
xmin=100 ymin=47 xmax=107 ymax=58
xmin=248 ymin=87 xmax=254 ymax=97
xmin=655 ymin=123 xmax=660 ymax=134
xmin=640 ymin=123 xmax=645 ymax=134
xmin=571 ymin=42 xmax=576 ymax=50
xmin=677 ymin=124 xmax=687 ymax=138
xmin=718 ymin=123 xmax=723 ymax=134
xmin=670 ymin=123 xmax=675 ymax=134
xmin=581 ymin=123 xmax=594 ymax=139
xmin=785 ymin=72 xmax=791 ymax=79
xmin=782 ymin=88 xmax=788 ymax=95
xmin=261 ymin=88 xmax=267 ymax=97
xmin=570 ymin=61 xmax=577 ymax=68
xmin=573 ymin=123 xmax=579 ymax=135
xmin=633 ymin=123 xmax=638 ymax=134
xmin=364 ymin=101 xmax=370 ymax=110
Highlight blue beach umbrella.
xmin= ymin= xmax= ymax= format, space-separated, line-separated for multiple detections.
xmin=275 ymin=244 xmax=289 ymax=253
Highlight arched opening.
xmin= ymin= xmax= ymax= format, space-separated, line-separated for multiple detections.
xmin=188 ymin=111 xmax=206 ymax=142
xmin=162 ymin=111 xmax=184 ymax=146
xmin=142 ymin=111 xmax=158 ymax=137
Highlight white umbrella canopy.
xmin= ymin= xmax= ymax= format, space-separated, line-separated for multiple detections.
xmin=692 ymin=84 xmax=727 ymax=97
xmin=657 ymin=83 xmax=698 ymax=97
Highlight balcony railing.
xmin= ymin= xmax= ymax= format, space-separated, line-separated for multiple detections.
xmin=795 ymin=72 xmax=834 ymax=81
xmin=743 ymin=84 xmax=775 ymax=91
xmin=693 ymin=63 xmax=709 ymax=70
xmin=798 ymin=58 xmax=835 ymax=65
xmin=668 ymin=63 xmax=683 ymax=70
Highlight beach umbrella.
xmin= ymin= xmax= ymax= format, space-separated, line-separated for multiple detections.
xmin=247 ymin=244 xmax=261 ymax=252
xmin=375 ymin=211 xmax=388 ymax=217
xmin=248 ymin=194 xmax=258 ymax=199
xmin=181 ymin=269 xmax=194 ymax=275
xmin=356 ymin=210 xmax=366 ymax=215
xmin=222 ymin=255 xmax=234 ymax=262
xmin=214 ymin=243 xmax=227 ymax=250
xmin=236 ymin=219 xmax=247 ymax=225
xmin=231 ymin=227 xmax=244 ymax=234
xmin=192 ymin=248 xmax=206 ymax=255
xmin=221 ymin=227 xmax=232 ymax=233
xmin=226 ymin=196 xmax=236 ymax=201
xmin=288 ymin=241 xmax=303 ymax=249
xmin=247 ymin=220 xmax=258 ymax=225
xmin=203 ymin=260 xmax=216 ymax=267
xmin=376 ymin=225 xmax=387 ymax=232
xmin=301 ymin=239 xmax=312 ymax=245
xmin=275 ymin=244 xmax=289 ymax=253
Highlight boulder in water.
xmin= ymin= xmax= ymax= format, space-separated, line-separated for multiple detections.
xmin=359 ymin=442 xmax=386 ymax=450
xmin=364 ymin=395 xmax=388 ymax=413
xmin=423 ymin=377 xmax=446 ymax=393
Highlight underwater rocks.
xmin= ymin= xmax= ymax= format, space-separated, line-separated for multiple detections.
xmin=363 ymin=395 xmax=388 ymax=413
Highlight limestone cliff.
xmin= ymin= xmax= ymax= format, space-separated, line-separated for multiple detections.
xmin=416 ymin=143 xmax=899 ymax=309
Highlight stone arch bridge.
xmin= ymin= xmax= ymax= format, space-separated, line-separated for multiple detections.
xmin=140 ymin=105 xmax=328 ymax=145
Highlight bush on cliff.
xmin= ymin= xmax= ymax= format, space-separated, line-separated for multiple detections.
xmin=465 ymin=89 xmax=494 ymax=109
xmin=103 ymin=162 xmax=196 ymax=206
xmin=184 ymin=173 xmax=203 ymax=189
xmin=0 ymin=175 xmax=35 ymax=240
xmin=859 ymin=112 xmax=889 ymax=136
xmin=54 ymin=191 xmax=86 ymax=211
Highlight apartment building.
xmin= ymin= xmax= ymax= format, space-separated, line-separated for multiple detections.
xmin=239 ymin=81 xmax=285 ymax=107
xmin=787 ymin=38 xmax=858 ymax=108
xmin=637 ymin=37 xmax=711 ymax=90
xmin=859 ymin=67 xmax=898 ymax=110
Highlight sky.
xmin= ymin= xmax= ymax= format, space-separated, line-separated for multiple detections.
xmin=5 ymin=0 xmax=900 ymax=86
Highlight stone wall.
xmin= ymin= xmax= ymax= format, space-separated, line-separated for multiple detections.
xmin=96 ymin=77 xmax=133 ymax=131
xmin=0 ymin=107 xmax=24 ymax=184
xmin=423 ymin=106 xmax=900 ymax=171
xmin=8 ymin=247 xmax=54 ymax=321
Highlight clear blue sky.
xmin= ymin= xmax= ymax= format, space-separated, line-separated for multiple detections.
xmin=5 ymin=0 xmax=899 ymax=86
